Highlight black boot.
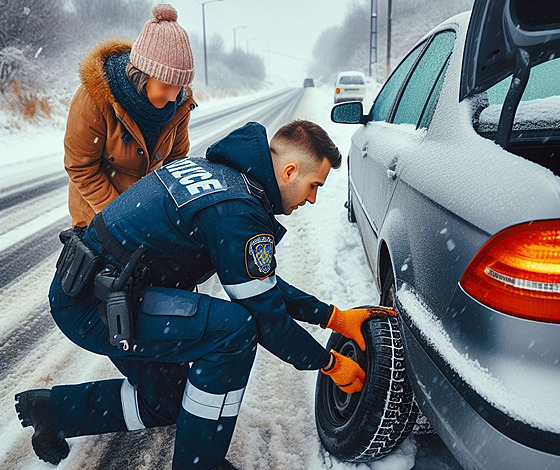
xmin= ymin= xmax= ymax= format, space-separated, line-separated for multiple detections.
xmin=15 ymin=389 xmax=70 ymax=464
xmin=173 ymin=459 xmax=241 ymax=470
xmin=212 ymin=459 xmax=241 ymax=470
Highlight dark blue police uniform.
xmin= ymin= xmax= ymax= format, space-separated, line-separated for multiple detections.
xmin=48 ymin=122 xmax=332 ymax=469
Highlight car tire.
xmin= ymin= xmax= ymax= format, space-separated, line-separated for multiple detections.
xmin=346 ymin=189 xmax=357 ymax=223
xmin=315 ymin=312 xmax=418 ymax=462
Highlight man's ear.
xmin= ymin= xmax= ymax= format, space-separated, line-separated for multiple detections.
xmin=282 ymin=162 xmax=298 ymax=183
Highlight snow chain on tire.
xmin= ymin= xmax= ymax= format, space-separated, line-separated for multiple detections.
xmin=315 ymin=316 xmax=418 ymax=462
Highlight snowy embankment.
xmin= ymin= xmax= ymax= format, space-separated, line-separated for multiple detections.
xmin=0 ymin=84 xmax=421 ymax=470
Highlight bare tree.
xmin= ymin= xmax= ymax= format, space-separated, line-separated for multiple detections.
xmin=309 ymin=4 xmax=370 ymax=84
xmin=0 ymin=46 xmax=28 ymax=91
xmin=310 ymin=0 xmax=474 ymax=84
xmin=68 ymin=0 xmax=153 ymax=43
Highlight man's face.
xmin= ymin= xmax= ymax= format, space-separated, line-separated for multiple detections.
xmin=275 ymin=149 xmax=332 ymax=215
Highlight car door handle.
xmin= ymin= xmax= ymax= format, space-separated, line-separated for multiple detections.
xmin=387 ymin=159 xmax=398 ymax=180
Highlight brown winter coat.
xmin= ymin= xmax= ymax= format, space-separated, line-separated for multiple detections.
xmin=64 ymin=39 xmax=197 ymax=227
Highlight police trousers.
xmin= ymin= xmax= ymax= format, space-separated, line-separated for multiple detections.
xmin=48 ymin=273 xmax=257 ymax=470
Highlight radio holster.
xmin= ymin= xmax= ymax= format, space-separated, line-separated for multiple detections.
xmin=93 ymin=247 xmax=147 ymax=351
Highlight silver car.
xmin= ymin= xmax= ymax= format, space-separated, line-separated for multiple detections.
xmin=315 ymin=1 xmax=560 ymax=469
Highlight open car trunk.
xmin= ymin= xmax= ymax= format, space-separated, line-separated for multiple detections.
xmin=503 ymin=138 xmax=560 ymax=177
xmin=474 ymin=96 xmax=560 ymax=176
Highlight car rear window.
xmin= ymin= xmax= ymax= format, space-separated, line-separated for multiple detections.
xmin=339 ymin=75 xmax=365 ymax=85
xmin=476 ymin=57 xmax=560 ymax=134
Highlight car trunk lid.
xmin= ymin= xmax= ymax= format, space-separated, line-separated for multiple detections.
xmin=460 ymin=0 xmax=560 ymax=101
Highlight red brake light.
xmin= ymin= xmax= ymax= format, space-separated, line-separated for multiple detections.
xmin=336 ymin=87 xmax=340 ymax=94
xmin=460 ymin=220 xmax=560 ymax=323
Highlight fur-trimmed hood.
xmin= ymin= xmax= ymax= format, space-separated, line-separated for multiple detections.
xmin=79 ymin=39 xmax=193 ymax=110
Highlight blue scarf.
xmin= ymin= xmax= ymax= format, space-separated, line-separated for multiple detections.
xmin=105 ymin=52 xmax=178 ymax=157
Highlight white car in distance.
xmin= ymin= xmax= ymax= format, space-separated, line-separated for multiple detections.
xmin=334 ymin=71 xmax=367 ymax=103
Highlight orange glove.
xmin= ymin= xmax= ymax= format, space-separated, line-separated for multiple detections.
xmin=321 ymin=350 xmax=366 ymax=394
xmin=326 ymin=306 xmax=397 ymax=351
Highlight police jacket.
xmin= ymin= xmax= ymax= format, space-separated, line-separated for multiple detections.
xmin=83 ymin=122 xmax=332 ymax=370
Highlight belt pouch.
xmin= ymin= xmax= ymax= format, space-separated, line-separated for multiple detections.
xmin=56 ymin=233 xmax=102 ymax=297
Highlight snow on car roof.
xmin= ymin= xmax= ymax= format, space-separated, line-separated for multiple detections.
xmin=336 ymin=71 xmax=365 ymax=77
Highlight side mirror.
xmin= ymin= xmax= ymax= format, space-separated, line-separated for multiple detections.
xmin=331 ymin=101 xmax=369 ymax=124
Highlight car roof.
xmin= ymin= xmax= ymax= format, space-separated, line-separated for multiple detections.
xmin=337 ymin=71 xmax=366 ymax=77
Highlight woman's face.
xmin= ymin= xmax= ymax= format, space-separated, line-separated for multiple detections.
xmin=145 ymin=77 xmax=183 ymax=108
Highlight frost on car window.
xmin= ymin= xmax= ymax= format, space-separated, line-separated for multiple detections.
xmin=418 ymin=59 xmax=451 ymax=129
xmin=476 ymin=58 xmax=560 ymax=133
xmin=371 ymin=42 xmax=424 ymax=122
xmin=393 ymin=30 xmax=456 ymax=127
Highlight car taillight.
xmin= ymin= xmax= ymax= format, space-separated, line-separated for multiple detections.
xmin=460 ymin=219 xmax=560 ymax=323
xmin=336 ymin=88 xmax=340 ymax=94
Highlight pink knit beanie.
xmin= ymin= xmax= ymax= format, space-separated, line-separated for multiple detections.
xmin=130 ymin=4 xmax=195 ymax=86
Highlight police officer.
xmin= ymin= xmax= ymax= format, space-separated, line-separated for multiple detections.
xmin=15 ymin=120 xmax=395 ymax=470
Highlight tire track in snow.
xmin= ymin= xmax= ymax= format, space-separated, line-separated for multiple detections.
xmin=0 ymin=220 xmax=66 ymax=289
xmin=0 ymin=305 xmax=56 ymax=381
xmin=0 ymin=174 xmax=68 ymax=212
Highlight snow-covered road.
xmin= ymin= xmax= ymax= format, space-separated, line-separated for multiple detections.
xmin=0 ymin=86 xmax=459 ymax=470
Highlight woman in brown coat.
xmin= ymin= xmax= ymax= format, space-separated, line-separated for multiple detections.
xmin=64 ymin=4 xmax=197 ymax=227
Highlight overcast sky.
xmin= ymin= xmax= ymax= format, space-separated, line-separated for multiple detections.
xmin=174 ymin=0 xmax=365 ymax=86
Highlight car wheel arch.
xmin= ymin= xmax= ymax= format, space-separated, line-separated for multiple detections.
xmin=376 ymin=207 xmax=416 ymax=300
xmin=377 ymin=241 xmax=392 ymax=298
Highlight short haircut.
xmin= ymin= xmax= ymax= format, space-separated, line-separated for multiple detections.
xmin=272 ymin=120 xmax=342 ymax=169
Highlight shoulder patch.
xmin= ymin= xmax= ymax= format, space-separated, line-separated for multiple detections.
xmin=155 ymin=158 xmax=227 ymax=207
xmin=245 ymin=234 xmax=276 ymax=279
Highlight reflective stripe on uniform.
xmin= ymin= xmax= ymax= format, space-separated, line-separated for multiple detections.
xmin=222 ymin=387 xmax=246 ymax=417
xmin=120 ymin=378 xmax=145 ymax=431
xmin=222 ymin=275 xmax=277 ymax=300
xmin=182 ymin=379 xmax=225 ymax=420
xmin=182 ymin=379 xmax=246 ymax=420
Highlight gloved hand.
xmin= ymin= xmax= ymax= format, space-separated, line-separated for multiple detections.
xmin=321 ymin=350 xmax=366 ymax=394
xmin=325 ymin=305 xmax=397 ymax=351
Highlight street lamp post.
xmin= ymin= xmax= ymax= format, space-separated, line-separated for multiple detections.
xmin=369 ymin=0 xmax=378 ymax=78
xmin=202 ymin=0 xmax=224 ymax=88
xmin=233 ymin=25 xmax=247 ymax=51
xmin=386 ymin=0 xmax=392 ymax=78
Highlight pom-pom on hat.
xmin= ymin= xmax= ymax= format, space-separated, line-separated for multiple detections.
xmin=130 ymin=4 xmax=194 ymax=86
